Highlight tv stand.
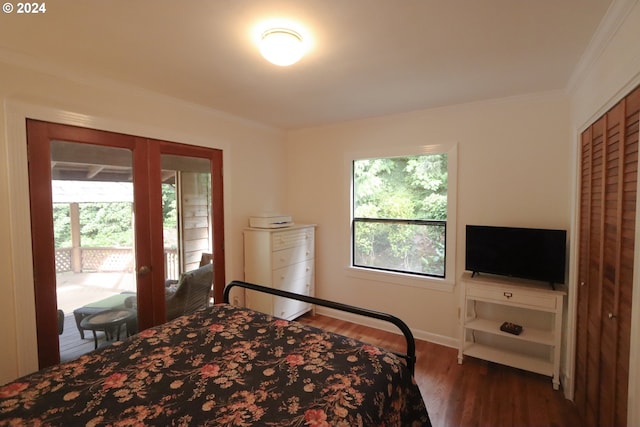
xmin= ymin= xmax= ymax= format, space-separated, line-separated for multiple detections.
xmin=458 ymin=272 xmax=565 ymax=390
xmin=470 ymin=271 xmax=558 ymax=290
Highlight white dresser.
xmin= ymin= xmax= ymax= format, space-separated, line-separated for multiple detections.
xmin=243 ymin=224 xmax=315 ymax=320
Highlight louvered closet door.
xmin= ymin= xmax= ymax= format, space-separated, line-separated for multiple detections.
xmin=576 ymin=117 xmax=604 ymax=427
xmin=576 ymin=85 xmax=639 ymax=427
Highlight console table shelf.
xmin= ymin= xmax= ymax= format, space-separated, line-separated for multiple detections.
xmin=464 ymin=318 xmax=555 ymax=345
xmin=462 ymin=343 xmax=554 ymax=376
xmin=458 ymin=272 xmax=565 ymax=390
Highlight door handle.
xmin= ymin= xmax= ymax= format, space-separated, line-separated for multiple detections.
xmin=138 ymin=265 xmax=151 ymax=275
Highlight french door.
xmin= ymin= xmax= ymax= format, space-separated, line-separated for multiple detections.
xmin=27 ymin=120 xmax=225 ymax=368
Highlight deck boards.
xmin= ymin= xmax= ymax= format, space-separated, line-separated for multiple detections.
xmin=58 ymin=314 xmax=108 ymax=362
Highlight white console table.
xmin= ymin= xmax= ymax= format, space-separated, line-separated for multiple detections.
xmin=458 ymin=272 xmax=565 ymax=390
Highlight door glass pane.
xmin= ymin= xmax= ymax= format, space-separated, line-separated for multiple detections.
xmin=52 ymin=140 xmax=138 ymax=362
xmin=161 ymin=154 xmax=213 ymax=322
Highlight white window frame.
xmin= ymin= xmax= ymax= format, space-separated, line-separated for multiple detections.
xmin=345 ymin=143 xmax=457 ymax=292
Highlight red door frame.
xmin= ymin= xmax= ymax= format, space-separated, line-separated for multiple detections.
xmin=26 ymin=119 xmax=225 ymax=368
xmin=151 ymin=139 xmax=225 ymax=306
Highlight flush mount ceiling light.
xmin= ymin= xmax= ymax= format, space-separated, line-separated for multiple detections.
xmin=259 ymin=28 xmax=305 ymax=66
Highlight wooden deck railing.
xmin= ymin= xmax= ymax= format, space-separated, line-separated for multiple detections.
xmin=55 ymin=247 xmax=179 ymax=280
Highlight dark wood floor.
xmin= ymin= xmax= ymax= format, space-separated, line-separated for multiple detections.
xmin=297 ymin=313 xmax=584 ymax=427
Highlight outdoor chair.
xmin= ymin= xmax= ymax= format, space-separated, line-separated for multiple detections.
xmin=165 ymin=262 xmax=214 ymax=321
xmin=124 ymin=262 xmax=214 ymax=322
xmin=57 ymin=309 xmax=64 ymax=335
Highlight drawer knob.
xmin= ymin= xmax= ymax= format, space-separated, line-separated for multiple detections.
xmin=503 ymin=292 xmax=513 ymax=299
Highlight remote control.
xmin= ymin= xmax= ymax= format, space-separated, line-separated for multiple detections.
xmin=500 ymin=321 xmax=523 ymax=335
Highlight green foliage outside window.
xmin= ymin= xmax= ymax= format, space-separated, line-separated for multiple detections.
xmin=162 ymin=183 xmax=177 ymax=231
xmin=53 ymin=204 xmax=71 ymax=247
xmin=53 ymin=202 xmax=134 ymax=247
xmin=353 ymin=154 xmax=448 ymax=277
xmin=52 ymin=183 xmax=178 ymax=248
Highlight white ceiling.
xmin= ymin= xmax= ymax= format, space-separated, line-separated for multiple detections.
xmin=0 ymin=0 xmax=614 ymax=129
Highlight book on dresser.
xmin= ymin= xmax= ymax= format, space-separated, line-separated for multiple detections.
xmin=243 ymin=224 xmax=316 ymax=320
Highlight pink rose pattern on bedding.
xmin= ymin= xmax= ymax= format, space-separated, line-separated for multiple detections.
xmin=0 ymin=304 xmax=430 ymax=426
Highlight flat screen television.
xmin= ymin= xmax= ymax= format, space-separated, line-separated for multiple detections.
xmin=465 ymin=225 xmax=567 ymax=287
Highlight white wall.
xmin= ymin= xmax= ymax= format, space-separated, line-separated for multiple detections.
xmin=0 ymin=60 xmax=287 ymax=384
xmin=285 ymin=92 xmax=573 ymax=347
xmin=568 ymin=0 xmax=640 ymax=424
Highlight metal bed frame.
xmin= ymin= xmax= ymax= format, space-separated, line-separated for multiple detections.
xmin=223 ymin=280 xmax=417 ymax=375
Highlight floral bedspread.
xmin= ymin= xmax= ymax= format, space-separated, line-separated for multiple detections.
xmin=0 ymin=304 xmax=431 ymax=426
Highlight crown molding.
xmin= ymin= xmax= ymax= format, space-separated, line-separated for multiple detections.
xmin=567 ymin=0 xmax=639 ymax=94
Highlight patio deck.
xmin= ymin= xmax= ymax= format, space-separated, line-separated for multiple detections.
xmin=57 ymin=271 xmax=136 ymax=362
xmin=57 ymin=271 xmax=135 ymax=313
xmin=59 ymin=313 xmax=106 ymax=362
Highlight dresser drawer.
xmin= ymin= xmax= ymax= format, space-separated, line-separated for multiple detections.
xmin=467 ymin=284 xmax=557 ymax=311
xmin=273 ymin=272 xmax=313 ymax=319
xmin=272 ymin=259 xmax=314 ymax=289
xmin=272 ymin=242 xmax=314 ymax=270
xmin=274 ymin=297 xmax=310 ymax=320
xmin=272 ymin=227 xmax=314 ymax=251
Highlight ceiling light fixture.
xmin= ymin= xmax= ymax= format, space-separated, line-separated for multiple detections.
xmin=259 ymin=28 xmax=305 ymax=66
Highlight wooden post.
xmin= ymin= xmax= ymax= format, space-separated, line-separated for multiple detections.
xmin=70 ymin=202 xmax=81 ymax=273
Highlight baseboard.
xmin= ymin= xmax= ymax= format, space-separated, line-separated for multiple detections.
xmin=561 ymin=372 xmax=573 ymax=400
xmin=313 ymin=306 xmax=459 ymax=350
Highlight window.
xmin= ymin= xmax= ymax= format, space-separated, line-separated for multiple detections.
xmin=352 ymin=152 xmax=448 ymax=278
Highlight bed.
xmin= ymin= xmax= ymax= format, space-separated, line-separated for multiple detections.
xmin=0 ymin=281 xmax=431 ymax=426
